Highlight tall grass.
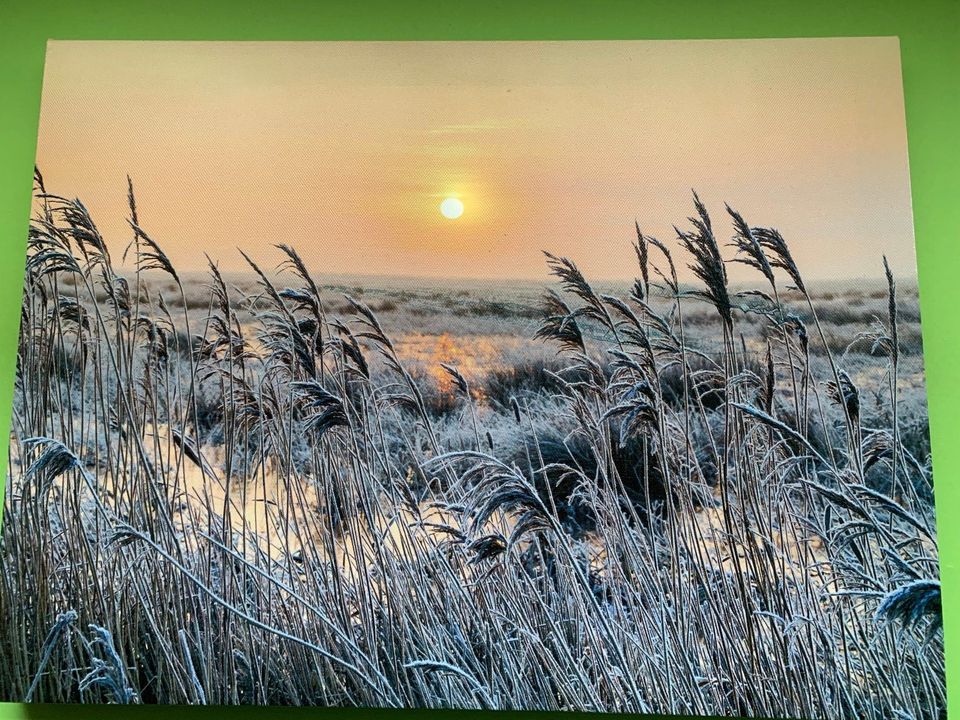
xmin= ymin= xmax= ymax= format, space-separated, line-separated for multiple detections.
xmin=0 ymin=175 xmax=943 ymax=717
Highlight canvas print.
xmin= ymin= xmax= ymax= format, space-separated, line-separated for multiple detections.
xmin=0 ymin=39 xmax=944 ymax=718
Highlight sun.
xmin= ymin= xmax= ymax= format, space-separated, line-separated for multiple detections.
xmin=440 ymin=197 xmax=464 ymax=219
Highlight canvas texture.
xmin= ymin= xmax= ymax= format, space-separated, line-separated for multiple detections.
xmin=1 ymin=39 xmax=944 ymax=718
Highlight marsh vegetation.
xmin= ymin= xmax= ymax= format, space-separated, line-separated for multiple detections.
xmin=0 ymin=174 xmax=943 ymax=718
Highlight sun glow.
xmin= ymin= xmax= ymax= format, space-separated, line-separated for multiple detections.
xmin=440 ymin=197 xmax=464 ymax=219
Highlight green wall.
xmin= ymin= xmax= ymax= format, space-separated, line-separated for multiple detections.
xmin=1 ymin=1 xmax=957 ymax=718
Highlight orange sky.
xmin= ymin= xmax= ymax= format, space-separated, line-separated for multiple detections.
xmin=35 ymin=38 xmax=916 ymax=282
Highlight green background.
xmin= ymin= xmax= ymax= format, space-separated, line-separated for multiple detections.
xmin=0 ymin=1 xmax=957 ymax=718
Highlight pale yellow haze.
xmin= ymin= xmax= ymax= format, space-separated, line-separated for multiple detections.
xmin=36 ymin=39 xmax=916 ymax=282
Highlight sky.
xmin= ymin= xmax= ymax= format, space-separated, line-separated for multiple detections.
xmin=34 ymin=39 xmax=916 ymax=283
